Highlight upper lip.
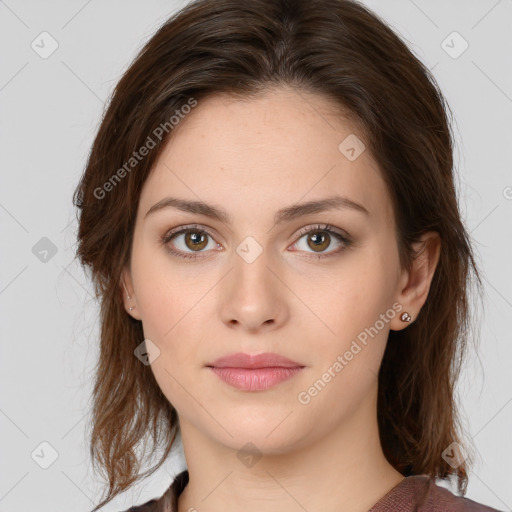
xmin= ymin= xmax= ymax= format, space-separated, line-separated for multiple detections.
xmin=207 ymin=352 xmax=304 ymax=369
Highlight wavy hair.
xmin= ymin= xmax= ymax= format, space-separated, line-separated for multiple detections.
xmin=72 ymin=0 xmax=484 ymax=509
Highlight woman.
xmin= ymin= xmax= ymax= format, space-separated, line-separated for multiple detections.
xmin=73 ymin=0 xmax=503 ymax=510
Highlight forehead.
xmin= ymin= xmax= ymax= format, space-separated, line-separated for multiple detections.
xmin=139 ymin=87 xmax=394 ymax=230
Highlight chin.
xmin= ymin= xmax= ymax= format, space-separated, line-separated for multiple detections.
xmin=203 ymin=409 xmax=311 ymax=454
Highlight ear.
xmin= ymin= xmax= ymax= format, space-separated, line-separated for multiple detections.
xmin=391 ymin=231 xmax=441 ymax=331
xmin=120 ymin=266 xmax=142 ymax=321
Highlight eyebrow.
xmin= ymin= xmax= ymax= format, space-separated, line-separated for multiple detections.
xmin=144 ymin=194 xmax=370 ymax=225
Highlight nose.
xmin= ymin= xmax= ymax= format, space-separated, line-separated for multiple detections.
xmin=219 ymin=244 xmax=290 ymax=334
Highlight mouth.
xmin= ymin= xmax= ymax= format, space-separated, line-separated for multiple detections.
xmin=206 ymin=352 xmax=305 ymax=391
xmin=206 ymin=352 xmax=304 ymax=369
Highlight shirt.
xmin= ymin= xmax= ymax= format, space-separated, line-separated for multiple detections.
xmin=122 ymin=470 xmax=504 ymax=511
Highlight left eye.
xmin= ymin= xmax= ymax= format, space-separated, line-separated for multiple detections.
xmin=161 ymin=223 xmax=352 ymax=260
xmin=290 ymin=224 xmax=352 ymax=258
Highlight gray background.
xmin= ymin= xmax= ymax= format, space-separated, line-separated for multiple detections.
xmin=1 ymin=0 xmax=511 ymax=510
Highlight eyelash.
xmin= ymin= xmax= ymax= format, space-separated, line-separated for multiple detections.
xmin=160 ymin=223 xmax=352 ymax=261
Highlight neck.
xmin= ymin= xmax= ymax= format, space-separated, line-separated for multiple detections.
xmin=177 ymin=385 xmax=403 ymax=512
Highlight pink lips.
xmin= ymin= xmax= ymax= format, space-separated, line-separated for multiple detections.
xmin=206 ymin=352 xmax=305 ymax=391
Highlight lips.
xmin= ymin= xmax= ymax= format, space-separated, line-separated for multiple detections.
xmin=207 ymin=352 xmax=303 ymax=369
xmin=206 ymin=352 xmax=305 ymax=391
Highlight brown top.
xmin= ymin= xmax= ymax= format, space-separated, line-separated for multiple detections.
xmin=122 ymin=470 xmax=504 ymax=512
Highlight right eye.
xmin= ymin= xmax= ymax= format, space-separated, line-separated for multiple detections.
xmin=161 ymin=225 xmax=222 ymax=260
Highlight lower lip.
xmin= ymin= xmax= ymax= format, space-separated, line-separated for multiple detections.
xmin=208 ymin=366 xmax=304 ymax=391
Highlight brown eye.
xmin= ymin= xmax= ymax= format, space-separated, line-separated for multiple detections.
xmin=306 ymin=231 xmax=331 ymax=252
xmin=183 ymin=230 xmax=209 ymax=251
xmin=162 ymin=226 xmax=218 ymax=260
xmin=292 ymin=224 xmax=352 ymax=259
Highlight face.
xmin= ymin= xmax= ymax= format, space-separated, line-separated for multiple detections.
xmin=123 ymin=87 xmax=408 ymax=454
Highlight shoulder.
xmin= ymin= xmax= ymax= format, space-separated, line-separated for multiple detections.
xmin=118 ymin=469 xmax=189 ymax=512
xmin=120 ymin=499 xmax=159 ymax=512
xmin=370 ymin=475 xmax=505 ymax=512
xmin=422 ymin=477 xmax=504 ymax=512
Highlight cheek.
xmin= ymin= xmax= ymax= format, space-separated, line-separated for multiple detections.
xmin=133 ymin=240 xmax=200 ymax=334
xmin=137 ymin=278 xmax=207 ymax=359
xmin=132 ymin=260 xmax=212 ymax=411
xmin=132 ymin=243 xmax=220 ymax=370
xmin=303 ymin=250 xmax=395 ymax=366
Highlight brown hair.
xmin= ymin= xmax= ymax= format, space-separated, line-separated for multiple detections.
xmin=73 ymin=0 xmax=484 ymax=509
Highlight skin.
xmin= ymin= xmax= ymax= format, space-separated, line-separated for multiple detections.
xmin=121 ymin=87 xmax=441 ymax=512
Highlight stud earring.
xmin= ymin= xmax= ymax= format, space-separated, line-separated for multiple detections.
xmin=400 ymin=312 xmax=412 ymax=322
